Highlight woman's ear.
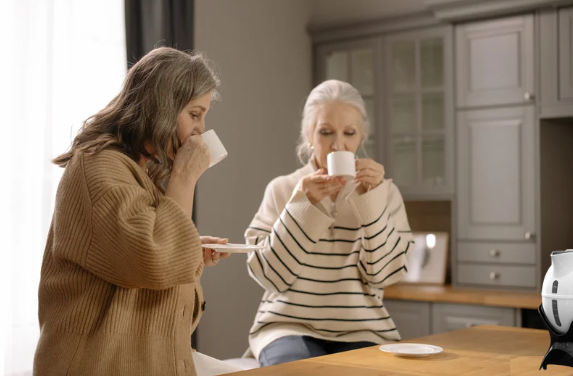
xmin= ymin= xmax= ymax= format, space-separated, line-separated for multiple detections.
xmin=144 ymin=141 xmax=156 ymax=156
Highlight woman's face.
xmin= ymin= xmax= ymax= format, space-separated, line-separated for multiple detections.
xmin=176 ymin=92 xmax=212 ymax=144
xmin=311 ymin=101 xmax=363 ymax=170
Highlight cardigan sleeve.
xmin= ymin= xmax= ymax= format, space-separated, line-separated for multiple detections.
xmin=347 ymin=180 xmax=414 ymax=289
xmin=245 ymin=178 xmax=334 ymax=293
xmin=82 ymin=152 xmax=203 ymax=290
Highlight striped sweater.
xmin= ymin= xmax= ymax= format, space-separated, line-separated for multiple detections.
xmin=245 ymin=162 xmax=414 ymax=360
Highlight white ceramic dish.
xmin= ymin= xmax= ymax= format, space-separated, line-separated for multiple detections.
xmin=201 ymin=243 xmax=265 ymax=254
xmin=379 ymin=343 xmax=443 ymax=357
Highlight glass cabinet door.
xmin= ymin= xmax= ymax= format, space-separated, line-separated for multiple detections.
xmin=392 ymin=41 xmax=416 ymax=92
xmin=325 ymin=51 xmax=348 ymax=82
xmin=385 ymin=27 xmax=453 ymax=196
xmin=323 ymin=41 xmax=378 ymax=160
xmin=391 ymin=137 xmax=418 ymax=186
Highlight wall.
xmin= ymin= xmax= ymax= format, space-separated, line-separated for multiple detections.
xmin=540 ymin=119 xmax=573 ymax=277
xmin=194 ymin=0 xmax=313 ymax=359
xmin=193 ymin=0 xmax=435 ymax=360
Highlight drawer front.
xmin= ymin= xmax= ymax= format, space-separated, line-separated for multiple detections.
xmin=457 ymin=263 xmax=536 ymax=288
xmin=432 ymin=303 xmax=515 ymax=334
xmin=384 ymin=300 xmax=431 ymax=340
xmin=457 ymin=241 xmax=536 ymax=265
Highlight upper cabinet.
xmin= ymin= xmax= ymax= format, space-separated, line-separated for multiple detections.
xmin=559 ymin=7 xmax=573 ymax=101
xmin=455 ymin=15 xmax=535 ymax=108
xmin=456 ymin=105 xmax=536 ymax=242
xmin=539 ymin=6 xmax=573 ymax=118
xmin=316 ymin=39 xmax=379 ymax=159
xmin=383 ymin=26 xmax=454 ymax=197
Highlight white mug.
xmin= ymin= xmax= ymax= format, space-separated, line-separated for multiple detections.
xmin=202 ymin=129 xmax=228 ymax=168
xmin=327 ymin=151 xmax=356 ymax=179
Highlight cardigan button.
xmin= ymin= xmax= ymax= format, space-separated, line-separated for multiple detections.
xmin=201 ymin=301 xmax=206 ymax=311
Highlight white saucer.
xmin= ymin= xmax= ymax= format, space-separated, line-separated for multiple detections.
xmin=201 ymin=243 xmax=265 ymax=253
xmin=379 ymin=343 xmax=443 ymax=357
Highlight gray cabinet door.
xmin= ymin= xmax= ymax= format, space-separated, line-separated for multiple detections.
xmin=457 ymin=263 xmax=536 ymax=288
xmin=457 ymin=241 xmax=536 ymax=265
xmin=455 ymin=15 xmax=534 ymax=108
xmin=559 ymin=7 xmax=573 ymax=101
xmin=383 ymin=25 xmax=454 ymax=198
xmin=315 ymin=38 xmax=381 ymax=161
xmin=383 ymin=299 xmax=431 ymax=340
xmin=432 ymin=303 xmax=515 ymax=334
xmin=457 ymin=106 xmax=536 ymax=241
xmin=539 ymin=7 xmax=573 ymax=118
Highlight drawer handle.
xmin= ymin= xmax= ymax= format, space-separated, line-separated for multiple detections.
xmin=489 ymin=249 xmax=500 ymax=257
xmin=489 ymin=272 xmax=500 ymax=280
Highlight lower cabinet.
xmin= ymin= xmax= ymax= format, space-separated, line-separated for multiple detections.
xmin=384 ymin=299 xmax=516 ymax=340
xmin=431 ymin=303 xmax=516 ymax=332
xmin=384 ymin=300 xmax=431 ymax=340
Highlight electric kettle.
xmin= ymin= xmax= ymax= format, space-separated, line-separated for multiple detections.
xmin=542 ymin=250 xmax=573 ymax=334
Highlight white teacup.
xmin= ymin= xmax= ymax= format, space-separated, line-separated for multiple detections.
xmin=327 ymin=151 xmax=356 ymax=179
xmin=202 ymin=129 xmax=228 ymax=168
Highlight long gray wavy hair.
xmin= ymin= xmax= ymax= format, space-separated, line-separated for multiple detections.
xmin=53 ymin=47 xmax=220 ymax=191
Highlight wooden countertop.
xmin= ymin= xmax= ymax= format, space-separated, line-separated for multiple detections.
xmin=384 ymin=284 xmax=542 ymax=310
xmin=230 ymin=326 xmax=565 ymax=375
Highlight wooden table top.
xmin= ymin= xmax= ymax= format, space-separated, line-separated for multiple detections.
xmin=228 ymin=326 xmax=573 ymax=376
xmin=384 ymin=284 xmax=542 ymax=310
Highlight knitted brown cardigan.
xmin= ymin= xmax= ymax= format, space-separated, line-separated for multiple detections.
xmin=33 ymin=149 xmax=204 ymax=376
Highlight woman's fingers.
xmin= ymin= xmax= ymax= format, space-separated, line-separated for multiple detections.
xmin=355 ymin=176 xmax=378 ymax=188
xmin=356 ymin=159 xmax=385 ymax=175
xmin=355 ymin=168 xmax=377 ymax=180
xmin=201 ymin=236 xmax=228 ymax=244
xmin=302 ymin=170 xmax=348 ymax=204
xmin=200 ymin=236 xmax=231 ymax=266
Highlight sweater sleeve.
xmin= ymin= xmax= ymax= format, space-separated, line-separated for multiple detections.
xmin=245 ymin=180 xmax=334 ymax=293
xmin=83 ymin=153 xmax=203 ymax=290
xmin=347 ymin=180 xmax=414 ymax=289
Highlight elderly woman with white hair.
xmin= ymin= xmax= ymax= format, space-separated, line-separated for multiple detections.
xmin=244 ymin=79 xmax=414 ymax=366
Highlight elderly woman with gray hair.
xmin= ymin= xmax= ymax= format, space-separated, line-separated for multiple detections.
xmin=244 ymin=79 xmax=414 ymax=366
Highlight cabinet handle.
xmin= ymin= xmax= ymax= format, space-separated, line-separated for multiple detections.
xmin=489 ymin=272 xmax=500 ymax=280
xmin=489 ymin=249 xmax=500 ymax=257
xmin=465 ymin=322 xmax=478 ymax=328
xmin=524 ymin=231 xmax=536 ymax=240
xmin=524 ymin=92 xmax=535 ymax=101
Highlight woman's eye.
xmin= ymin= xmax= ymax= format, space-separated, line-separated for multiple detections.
xmin=320 ymin=130 xmax=332 ymax=135
xmin=345 ymin=131 xmax=356 ymax=136
xmin=190 ymin=113 xmax=200 ymax=120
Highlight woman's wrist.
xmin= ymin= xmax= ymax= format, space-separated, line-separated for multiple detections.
xmin=165 ymin=173 xmax=197 ymax=217
xmin=170 ymin=170 xmax=198 ymax=188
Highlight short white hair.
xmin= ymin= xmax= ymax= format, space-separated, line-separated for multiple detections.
xmin=296 ymin=79 xmax=369 ymax=164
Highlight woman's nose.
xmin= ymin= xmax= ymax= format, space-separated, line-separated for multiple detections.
xmin=331 ymin=137 xmax=344 ymax=151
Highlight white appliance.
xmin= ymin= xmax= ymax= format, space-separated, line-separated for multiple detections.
xmin=401 ymin=232 xmax=449 ymax=285
xmin=542 ymin=249 xmax=573 ymax=334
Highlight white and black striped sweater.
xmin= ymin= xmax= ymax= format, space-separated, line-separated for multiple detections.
xmin=244 ymin=162 xmax=414 ymax=360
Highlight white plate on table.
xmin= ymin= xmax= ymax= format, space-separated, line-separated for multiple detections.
xmin=379 ymin=343 xmax=443 ymax=357
xmin=201 ymin=243 xmax=265 ymax=254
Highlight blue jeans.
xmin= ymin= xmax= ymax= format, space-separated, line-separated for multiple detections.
xmin=259 ymin=336 xmax=376 ymax=366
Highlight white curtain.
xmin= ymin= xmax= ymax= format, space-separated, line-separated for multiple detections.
xmin=0 ymin=1 xmax=126 ymax=375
